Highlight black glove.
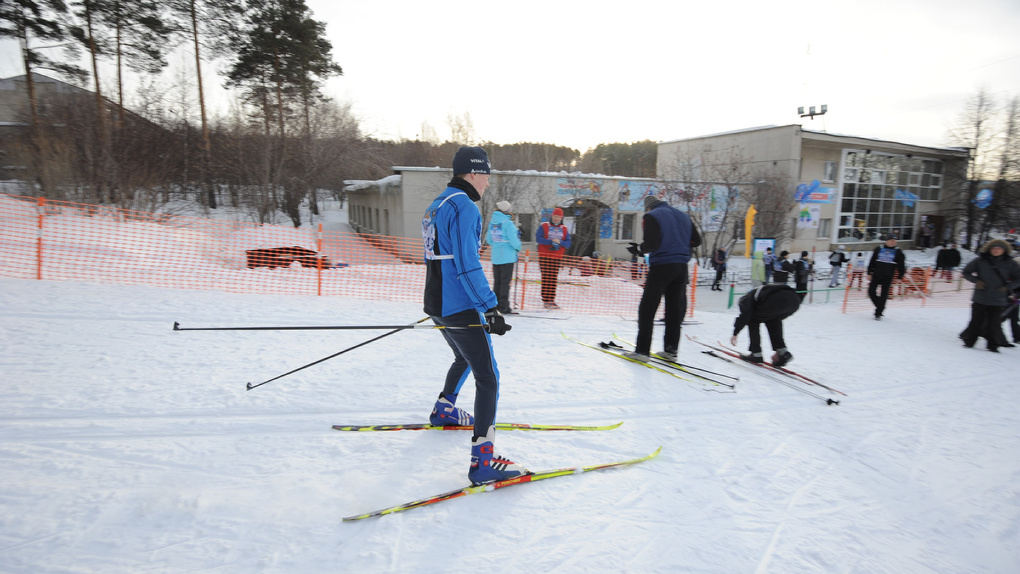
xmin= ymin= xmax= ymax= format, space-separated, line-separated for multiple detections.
xmin=484 ymin=308 xmax=511 ymax=335
xmin=627 ymin=242 xmax=642 ymax=256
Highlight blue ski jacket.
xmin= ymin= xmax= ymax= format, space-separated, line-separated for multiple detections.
xmin=422 ymin=179 xmax=498 ymax=317
xmin=485 ymin=210 xmax=522 ymax=265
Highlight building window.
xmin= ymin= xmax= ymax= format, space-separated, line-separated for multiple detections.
xmin=618 ymin=213 xmax=635 ymax=240
xmin=835 ymin=150 xmax=943 ymax=243
xmin=823 ymin=161 xmax=837 ymax=182
xmin=817 ymin=218 xmax=831 ymax=238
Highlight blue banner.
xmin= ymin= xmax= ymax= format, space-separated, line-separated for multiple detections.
xmin=894 ymin=188 xmax=918 ymax=207
xmin=794 ymin=180 xmax=836 ymax=203
xmin=974 ymin=188 xmax=993 ymax=209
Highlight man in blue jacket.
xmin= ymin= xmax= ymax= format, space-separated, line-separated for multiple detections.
xmin=422 ymin=146 xmax=528 ymax=485
xmin=626 ymin=195 xmax=701 ymax=362
xmin=485 ymin=200 xmax=522 ymax=314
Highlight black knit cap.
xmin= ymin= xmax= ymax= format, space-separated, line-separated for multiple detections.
xmin=452 ymin=146 xmax=491 ymax=175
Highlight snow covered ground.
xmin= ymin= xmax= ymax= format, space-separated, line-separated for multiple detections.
xmin=1 ymin=269 xmax=1018 ymax=573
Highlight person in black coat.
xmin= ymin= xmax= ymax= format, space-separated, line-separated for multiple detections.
xmin=867 ymin=236 xmax=906 ymax=319
xmin=771 ymin=250 xmax=793 ymax=284
xmin=936 ymin=243 xmax=962 ymax=282
xmin=794 ymin=251 xmax=813 ymax=300
xmin=711 ymin=248 xmax=727 ymax=291
xmin=730 ymin=284 xmax=801 ymax=366
xmin=959 ymin=239 xmax=1020 ymax=352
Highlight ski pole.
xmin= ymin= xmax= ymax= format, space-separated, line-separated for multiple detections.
xmin=604 ymin=339 xmax=739 ymax=381
xmin=173 ymin=321 xmax=485 ymax=332
xmin=245 ymin=318 xmax=430 ymax=391
xmin=701 ymin=351 xmax=838 ymax=405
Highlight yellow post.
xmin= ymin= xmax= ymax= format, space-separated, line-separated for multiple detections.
xmin=744 ymin=204 xmax=757 ymax=257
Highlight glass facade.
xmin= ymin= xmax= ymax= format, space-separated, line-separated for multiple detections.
xmin=836 ymin=150 xmax=943 ymax=243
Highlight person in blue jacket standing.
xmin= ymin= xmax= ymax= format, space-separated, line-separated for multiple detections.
xmin=422 ymin=146 xmax=528 ymax=485
xmin=625 ymin=195 xmax=701 ymax=362
xmin=485 ymin=200 xmax=522 ymax=314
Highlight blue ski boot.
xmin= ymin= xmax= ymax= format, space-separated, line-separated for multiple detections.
xmin=429 ymin=394 xmax=474 ymax=426
xmin=469 ymin=426 xmax=529 ymax=485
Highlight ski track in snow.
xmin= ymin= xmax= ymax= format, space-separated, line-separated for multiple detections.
xmin=1 ymin=277 xmax=1019 ymax=573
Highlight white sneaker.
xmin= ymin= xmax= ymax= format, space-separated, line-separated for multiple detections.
xmin=655 ymin=350 xmax=677 ymax=362
xmin=622 ymin=351 xmax=650 ymax=363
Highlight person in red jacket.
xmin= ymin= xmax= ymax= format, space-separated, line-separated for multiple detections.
xmin=535 ymin=207 xmax=571 ymax=309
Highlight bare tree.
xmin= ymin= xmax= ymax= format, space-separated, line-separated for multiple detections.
xmin=747 ymin=169 xmax=797 ymax=247
xmin=946 ymin=88 xmax=998 ymax=250
xmin=658 ymin=144 xmax=756 ymax=262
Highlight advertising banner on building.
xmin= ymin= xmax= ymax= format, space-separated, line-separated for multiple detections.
xmin=617 ymin=181 xmax=660 ymax=211
xmin=794 ymin=180 xmax=836 ymax=203
xmin=797 ymin=204 xmax=821 ymax=229
xmin=671 ymin=184 xmax=737 ymax=212
xmin=599 ymin=209 xmax=614 ymax=239
xmin=556 ymin=178 xmax=605 ymax=198
xmin=702 ymin=210 xmax=725 ymax=232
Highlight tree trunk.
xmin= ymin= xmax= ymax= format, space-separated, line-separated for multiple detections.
xmin=189 ymin=0 xmax=216 ymax=208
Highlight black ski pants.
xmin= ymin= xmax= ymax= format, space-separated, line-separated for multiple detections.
xmin=868 ymin=275 xmax=894 ymax=316
xmin=492 ymin=262 xmax=514 ymax=313
xmin=635 ymin=263 xmax=688 ymax=355
xmin=432 ymin=309 xmax=499 ymax=437
xmin=960 ymin=302 xmax=1007 ymax=350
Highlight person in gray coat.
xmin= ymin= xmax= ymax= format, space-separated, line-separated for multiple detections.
xmin=959 ymin=239 xmax=1020 ymax=352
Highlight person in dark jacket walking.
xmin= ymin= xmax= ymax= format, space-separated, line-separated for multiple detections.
xmin=794 ymin=251 xmax=813 ymax=300
xmin=771 ymin=250 xmax=793 ymax=284
xmin=959 ymin=239 xmax=1020 ymax=352
xmin=626 ymin=195 xmax=701 ymax=362
xmin=730 ymin=284 xmax=801 ymax=366
xmin=711 ymin=248 xmax=727 ymax=291
xmin=867 ymin=236 xmax=906 ymax=320
xmin=422 ymin=146 xmax=528 ymax=485
xmin=935 ymin=243 xmax=962 ymax=282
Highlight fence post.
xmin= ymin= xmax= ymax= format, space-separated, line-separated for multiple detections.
xmin=36 ymin=197 xmax=45 ymax=280
xmin=317 ymin=223 xmax=323 ymax=296
xmin=688 ymin=263 xmax=698 ymax=317
xmin=519 ymin=249 xmax=529 ymax=310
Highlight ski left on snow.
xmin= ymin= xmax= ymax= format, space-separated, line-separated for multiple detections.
xmin=343 ymin=447 xmax=662 ymax=521
xmin=332 ymin=421 xmax=624 ymax=432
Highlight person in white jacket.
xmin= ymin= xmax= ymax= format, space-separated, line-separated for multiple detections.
xmin=485 ymin=200 xmax=522 ymax=314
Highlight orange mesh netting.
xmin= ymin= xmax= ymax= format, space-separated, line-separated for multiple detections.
xmin=0 ymin=194 xmax=696 ymax=320
xmin=839 ymin=263 xmax=972 ymax=312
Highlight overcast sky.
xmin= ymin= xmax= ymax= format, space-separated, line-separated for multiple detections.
xmin=2 ymin=0 xmax=1019 ymax=152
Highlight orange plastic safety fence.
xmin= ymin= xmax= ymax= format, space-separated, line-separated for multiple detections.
xmin=840 ymin=264 xmax=972 ymax=313
xmin=0 ymin=194 xmax=696 ymax=320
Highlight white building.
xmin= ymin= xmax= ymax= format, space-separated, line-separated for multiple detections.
xmin=657 ymin=125 xmax=970 ymax=254
xmin=344 ymin=125 xmax=971 ymax=262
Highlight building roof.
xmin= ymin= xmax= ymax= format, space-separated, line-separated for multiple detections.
xmin=660 ymin=124 xmax=969 ymax=158
xmin=0 ymin=73 xmax=90 ymax=95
